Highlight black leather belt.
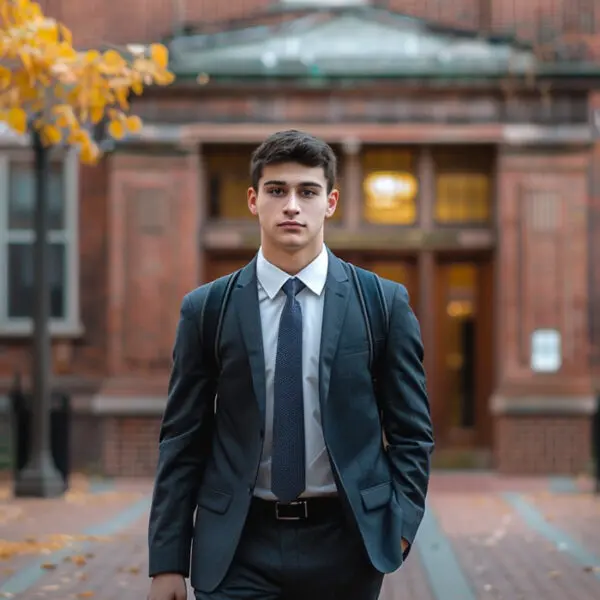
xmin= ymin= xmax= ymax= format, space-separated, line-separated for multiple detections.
xmin=250 ymin=496 xmax=342 ymax=522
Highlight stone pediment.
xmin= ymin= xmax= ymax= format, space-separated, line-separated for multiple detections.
xmin=168 ymin=7 xmax=537 ymax=78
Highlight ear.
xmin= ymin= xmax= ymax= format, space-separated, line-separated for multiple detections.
xmin=325 ymin=188 xmax=339 ymax=219
xmin=247 ymin=186 xmax=258 ymax=216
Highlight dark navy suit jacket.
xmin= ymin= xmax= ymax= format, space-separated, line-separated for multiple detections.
xmin=148 ymin=252 xmax=434 ymax=593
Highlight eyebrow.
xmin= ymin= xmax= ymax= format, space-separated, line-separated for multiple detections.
xmin=263 ymin=180 xmax=323 ymax=189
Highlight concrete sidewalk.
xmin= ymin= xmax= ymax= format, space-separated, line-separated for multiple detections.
xmin=0 ymin=472 xmax=599 ymax=599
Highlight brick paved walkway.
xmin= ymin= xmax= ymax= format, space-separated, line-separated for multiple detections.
xmin=0 ymin=472 xmax=599 ymax=600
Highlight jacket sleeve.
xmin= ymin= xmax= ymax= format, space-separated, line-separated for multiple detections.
xmin=379 ymin=283 xmax=434 ymax=552
xmin=148 ymin=292 xmax=217 ymax=578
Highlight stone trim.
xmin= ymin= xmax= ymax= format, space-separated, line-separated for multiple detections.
xmin=119 ymin=123 xmax=592 ymax=147
xmin=490 ymin=394 xmax=597 ymax=416
xmin=90 ymin=395 xmax=167 ymax=416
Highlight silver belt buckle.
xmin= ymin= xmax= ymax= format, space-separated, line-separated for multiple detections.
xmin=275 ymin=500 xmax=308 ymax=520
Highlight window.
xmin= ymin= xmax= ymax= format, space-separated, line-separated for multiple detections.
xmin=362 ymin=147 xmax=417 ymax=225
xmin=0 ymin=149 xmax=80 ymax=335
xmin=435 ymin=174 xmax=490 ymax=223
xmin=433 ymin=147 xmax=493 ymax=225
xmin=206 ymin=145 xmax=254 ymax=220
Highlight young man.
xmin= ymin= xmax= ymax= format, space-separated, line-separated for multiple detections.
xmin=147 ymin=130 xmax=433 ymax=600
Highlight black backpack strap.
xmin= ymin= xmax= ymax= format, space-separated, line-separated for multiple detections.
xmin=347 ymin=263 xmax=389 ymax=373
xmin=200 ymin=269 xmax=242 ymax=377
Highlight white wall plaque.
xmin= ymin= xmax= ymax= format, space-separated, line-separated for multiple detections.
xmin=530 ymin=329 xmax=562 ymax=373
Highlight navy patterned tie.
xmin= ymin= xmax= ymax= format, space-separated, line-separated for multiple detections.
xmin=271 ymin=277 xmax=306 ymax=503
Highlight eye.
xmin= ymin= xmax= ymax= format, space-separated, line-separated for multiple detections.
xmin=301 ymin=189 xmax=317 ymax=197
xmin=268 ymin=187 xmax=285 ymax=196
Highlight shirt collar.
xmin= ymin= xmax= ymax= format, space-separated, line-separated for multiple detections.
xmin=256 ymin=246 xmax=328 ymax=300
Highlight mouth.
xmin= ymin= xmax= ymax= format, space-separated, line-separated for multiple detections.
xmin=278 ymin=221 xmax=305 ymax=228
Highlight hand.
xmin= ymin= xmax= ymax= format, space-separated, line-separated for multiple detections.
xmin=148 ymin=573 xmax=187 ymax=600
xmin=401 ymin=538 xmax=409 ymax=553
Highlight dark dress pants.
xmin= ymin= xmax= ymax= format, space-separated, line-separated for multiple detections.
xmin=194 ymin=498 xmax=384 ymax=600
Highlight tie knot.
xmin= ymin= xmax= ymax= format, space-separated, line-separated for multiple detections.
xmin=282 ymin=277 xmax=304 ymax=299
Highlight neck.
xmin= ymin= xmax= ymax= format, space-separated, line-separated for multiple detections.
xmin=261 ymin=239 xmax=324 ymax=276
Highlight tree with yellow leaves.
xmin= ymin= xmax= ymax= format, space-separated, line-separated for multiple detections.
xmin=0 ymin=0 xmax=174 ymax=498
xmin=0 ymin=0 xmax=174 ymax=162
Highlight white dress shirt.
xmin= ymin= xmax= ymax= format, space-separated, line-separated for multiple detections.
xmin=253 ymin=245 xmax=337 ymax=500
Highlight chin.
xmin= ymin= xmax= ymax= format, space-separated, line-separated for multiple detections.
xmin=275 ymin=235 xmax=307 ymax=250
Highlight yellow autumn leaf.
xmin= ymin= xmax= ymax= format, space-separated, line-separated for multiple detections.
xmin=154 ymin=70 xmax=175 ymax=86
xmin=56 ymin=41 xmax=77 ymax=60
xmin=150 ymin=44 xmax=169 ymax=69
xmin=125 ymin=115 xmax=142 ymax=133
xmin=90 ymin=106 xmax=104 ymax=124
xmin=41 ymin=124 xmax=62 ymax=144
xmin=84 ymin=50 xmax=101 ymax=64
xmin=131 ymin=79 xmax=144 ymax=95
xmin=58 ymin=24 xmax=72 ymax=45
xmin=0 ymin=66 xmax=11 ymax=88
xmin=36 ymin=22 xmax=59 ymax=45
xmin=80 ymin=141 xmax=100 ymax=165
xmin=103 ymin=49 xmax=126 ymax=69
xmin=67 ymin=129 xmax=87 ymax=144
xmin=108 ymin=119 xmax=125 ymax=140
xmin=6 ymin=107 xmax=27 ymax=134
xmin=114 ymin=87 xmax=129 ymax=110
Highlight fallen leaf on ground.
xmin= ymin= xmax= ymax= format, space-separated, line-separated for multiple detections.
xmin=0 ymin=533 xmax=111 ymax=558
xmin=77 ymin=592 xmax=95 ymax=598
xmin=40 ymin=563 xmax=57 ymax=570
xmin=548 ymin=570 xmax=561 ymax=578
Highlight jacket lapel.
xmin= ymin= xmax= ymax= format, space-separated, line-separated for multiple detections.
xmin=231 ymin=257 xmax=267 ymax=421
xmin=319 ymin=251 xmax=350 ymax=410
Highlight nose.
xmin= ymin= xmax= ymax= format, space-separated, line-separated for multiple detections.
xmin=283 ymin=192 xmax=300 ymax=215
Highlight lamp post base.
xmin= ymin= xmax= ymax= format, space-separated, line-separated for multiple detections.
xmin=14 ymin=450 xmax=65 ymax=498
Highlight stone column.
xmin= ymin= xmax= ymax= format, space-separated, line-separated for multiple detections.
xmin=588 ymin=92 xmax=600 ymax=386
xmin=98 ymin=144 xmax=204 ymax=475
xmin=416 ymin=147 xmax=437 ymax=431
xmin=105 ymin=147 xmax=202 ymax=381
xmin=341 ymin=137 xmax=362 ymax=230
xmin=491 ymin=146 xmax=594 ymax=474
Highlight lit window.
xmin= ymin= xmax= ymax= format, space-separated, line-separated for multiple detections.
xmin=435 ymin=173 xmax=490 ymax=224
xmin=362 ymin=147 xmax=417 ymax=225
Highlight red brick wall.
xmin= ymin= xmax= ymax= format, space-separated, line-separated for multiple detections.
xmin=38 ymin=0 xmax=600 ymax=48
xmin=495 ymin=416 xmax=592 ymax=474
xmin=102 ymin=417 xmax=161 ymax=477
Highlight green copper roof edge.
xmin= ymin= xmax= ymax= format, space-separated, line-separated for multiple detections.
xmin=170 ymin=67 xmax=600 ymax=81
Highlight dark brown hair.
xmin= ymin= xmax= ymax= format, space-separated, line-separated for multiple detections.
xmin=250 ymin=130 xmax=337 ymax=193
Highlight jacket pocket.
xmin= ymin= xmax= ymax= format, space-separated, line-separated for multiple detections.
xmin=360 ymin=481 xmax=392 ymax=512
xmin=196 ymin=487 xmax=232 ymax=515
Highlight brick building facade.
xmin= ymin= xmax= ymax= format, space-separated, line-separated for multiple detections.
xmin=1 ymin=0 xmax=600 ymax=476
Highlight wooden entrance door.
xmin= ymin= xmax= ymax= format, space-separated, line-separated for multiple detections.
xmin=434 ymin=258 xmax=494 ymax=449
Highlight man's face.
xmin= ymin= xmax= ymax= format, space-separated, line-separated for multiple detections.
xmin=247 ymin=162 xmax=338 ymax=252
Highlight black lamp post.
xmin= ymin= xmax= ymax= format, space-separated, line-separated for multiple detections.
xmin=14 ymin=126 xmax=64 ymax=497
xmin=13 ymin=117 xmax=112 ymax=498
